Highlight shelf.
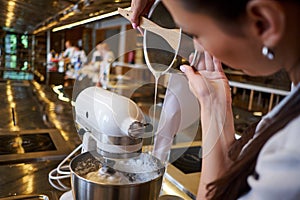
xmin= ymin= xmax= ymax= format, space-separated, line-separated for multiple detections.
xmin=112 ymin=61 xmax=147 ymax=69
xmin=229 ymin=81 xmax=290 ymax=96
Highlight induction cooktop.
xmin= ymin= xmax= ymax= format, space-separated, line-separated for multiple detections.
xmin=0 ymin=129 xmax=70 ymax=164
xmin=169 ymin=146 xmax=202 ymax=174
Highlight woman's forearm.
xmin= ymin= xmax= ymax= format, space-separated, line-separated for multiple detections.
xmin=197 ymin=99 xmax=235 ymax=199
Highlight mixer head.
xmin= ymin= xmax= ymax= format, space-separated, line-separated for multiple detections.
xmin=75 ymin=87 xmax=150 ymax=159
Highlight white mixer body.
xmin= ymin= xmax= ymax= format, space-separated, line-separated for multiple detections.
xmin=75 ymin=87 xmax=146 ymax=158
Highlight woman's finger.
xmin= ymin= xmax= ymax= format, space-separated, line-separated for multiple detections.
xmin=189 ymin=52 xmax=195 ymax=64
xmin=213 ymin=57 xmax=223 ymax=72
xmin=196 ymin=52 xmax=205 ymax=71
xmin=204 ymin=51 xmax=214 ymax=71
xmin=130 ymin=0 xmax=147 ymax=28
xmin=180 ymin=65 xmax=200 ymax=96
xmin=131 ymin=0 xmax=155 ymax=29
xmin=180 ymin=65 xmax=197 ymax=80
xmin=189 ymin=51 xmax=205 ymax=71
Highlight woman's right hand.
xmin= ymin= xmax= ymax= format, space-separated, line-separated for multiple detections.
xmin=130 ymin=0 xmax=155 ymax=29
xmin=182 ymin=50 xmax=235 ymax=200
xmin=181 ymin=51 xmax=231 ymax=107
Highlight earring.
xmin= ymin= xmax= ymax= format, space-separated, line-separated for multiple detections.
xmin=262 ymin=46 xmax=274 ymax=60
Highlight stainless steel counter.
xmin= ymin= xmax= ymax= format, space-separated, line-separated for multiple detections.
xmin=0 ymin=80 xmax=198 ymax=200
xmin=0 ymin=80 xmax=80 ymax=199
xmin=0 ymin=160 xmax=65 ymax=199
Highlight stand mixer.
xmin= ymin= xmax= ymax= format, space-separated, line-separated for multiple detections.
xmin=75 ymin=86 xmax=149 ymax=159
xmin=49 ymin=86 xmax=164 ymax=200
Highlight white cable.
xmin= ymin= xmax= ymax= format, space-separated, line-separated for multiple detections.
xmin=57 ymin=144 xmax=83 ymax=174
xmin=48 ymin=144 xmax=82 ymax=191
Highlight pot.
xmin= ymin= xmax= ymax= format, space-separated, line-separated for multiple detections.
xmin=70 ymin=151 xmax=165 ymax=200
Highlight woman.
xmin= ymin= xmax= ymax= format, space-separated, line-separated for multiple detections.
xmin=131 ymin=0 xmax=300 ymax=199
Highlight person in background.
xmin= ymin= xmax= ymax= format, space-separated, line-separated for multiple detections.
xmin=131 ymin=0 xmax=300 ymax=200
xmin=96 ymin=43 xmax=115 ymax=88
xmin=62 ymin=40 xmax=75 ymax=63
xmin=47 ymin=49 xmax=59 ymax=71
xmin=77 ymin=43 xmax=115 ymax=86
xmin=65 ymin=45 xmax=87 ymax=79
xmin=99 ymin=43 xmax=115 ymax=64
xmin=91 ymin=42 xmax=103 ymax=63
xmin=71 ymin=45 xmax=87 ymax=66
xmin=76 ymin=43 xmax=102 ymax=83
xmin=47 ymin=49 xmax=56 ymax=63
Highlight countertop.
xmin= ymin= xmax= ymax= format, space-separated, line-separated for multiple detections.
xmin=0 ymin=80 xmax=200 ymax=200
xmin=0 ymin=160 xmax=66 ymax=199
xmin=0 ymin=80 xmax=80 ymax=199
xmin=0 ymin=158 xmax=197 ymax=200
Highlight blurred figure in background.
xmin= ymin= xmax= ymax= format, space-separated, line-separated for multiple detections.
xmin=62 ymin=40 xmax=75 ymax=72
xmin=71 ymin=45 xmax=87 ymax=66
xmin=91 ymin=42 xmax=103 ymax=63
xmin=77 ymin=42 xmax=115 ymax=87
xmin=62 ymin=40 xmax=75 ymax=61
xmin=47 ymin=49 xmax=59 ymax=71
xmin=96 ymin=43 xmax=115 ymax=88
xmin=65 ymin=45 xmax=87 ymax=79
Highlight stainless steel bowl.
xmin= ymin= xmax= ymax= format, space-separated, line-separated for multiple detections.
xmin=70 ymin=151 xmax=165 ymax=200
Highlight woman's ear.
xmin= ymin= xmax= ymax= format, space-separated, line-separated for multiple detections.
xmin=246 ymin=0 xmax=285 ymax=47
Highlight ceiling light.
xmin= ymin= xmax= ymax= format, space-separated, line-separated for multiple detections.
xmin=7 ymin=12 xmax=14 ymax=18
xmin=5 ymin=0 xmax=16 ymax=28
xmin=8 ymin=1 xmax=15 ymax=7
xmin=52 ymin=7 xmax=130 ymax=32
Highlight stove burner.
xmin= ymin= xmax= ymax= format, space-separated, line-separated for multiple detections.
xmin=170 ymin=146 xmax=202 ymax=174
xmin=0 ymin=129 xmax=70 ymax=164
xmin=0 ymin=133 xmax=56 ymax=155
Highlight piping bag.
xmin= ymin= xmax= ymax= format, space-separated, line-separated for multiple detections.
xmin=152 ymin=72 xmax=200 ymax=163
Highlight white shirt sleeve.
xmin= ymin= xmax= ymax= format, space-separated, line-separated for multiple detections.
xmin=80 ymin=50 xmax=87 ymax=64
xmin=238 ymin=116 xmax=300 ymax=200
xmin=63 ymin=47 xmax=75 ymax=58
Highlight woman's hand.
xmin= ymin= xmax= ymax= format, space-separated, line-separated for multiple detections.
xmin=180 ymin=50 xmax=234 ymax=148
xmin=180 ymin=51 xmax=231 ymax=107
xmin=130 ymin=0 xmax=155 ymax=29
xmin=181 ymin=50 xmax=235 ymax=199
xmin=181 ymin=50 xmax=234 ymax=152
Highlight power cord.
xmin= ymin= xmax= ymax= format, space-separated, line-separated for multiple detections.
xmin=48 ymin=144 xmax=82 ymax=191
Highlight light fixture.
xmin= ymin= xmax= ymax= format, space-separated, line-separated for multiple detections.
xmin=253 ymin=111 xmax=263 ymax=117
xmin=5 ymin=1 xmax=16 ymax=28
xmin=52 ymin=7 xmax=130 ymax=32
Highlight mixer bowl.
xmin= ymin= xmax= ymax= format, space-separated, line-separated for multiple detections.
xmin=70 ymin=151 xmax=165 ymax=200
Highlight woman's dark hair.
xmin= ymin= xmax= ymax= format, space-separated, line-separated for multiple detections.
xmin=179 ymin=0 xmax=249 ymax=22
xmin=206 ymin=86 xmax=300 ymax=200
xmin=177 ymin=0 xmax=250 ymax=36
